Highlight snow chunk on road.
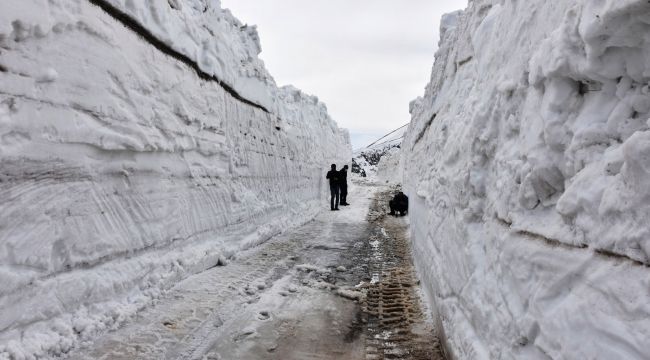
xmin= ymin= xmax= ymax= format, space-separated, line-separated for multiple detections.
xmin=335 ymin=288 xmax=365 ymax=302
xmin=35 ymin=67 xmax=58 ymax=82
xmin=296 ymin=264 xmax=331 ymax=275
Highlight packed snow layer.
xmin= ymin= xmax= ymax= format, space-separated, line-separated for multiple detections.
xmin=97 ymin=0 xmax=278 ymax=112
xmin=402 ymin=0 xmax=650 ymax=359
xmin=0 ymin=0 xmax=349 ymax=357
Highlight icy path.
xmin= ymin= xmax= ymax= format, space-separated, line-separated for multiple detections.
xmin=64 ymin=183 xmax=442 ymax=360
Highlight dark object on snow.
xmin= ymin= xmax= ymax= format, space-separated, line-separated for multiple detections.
xmin=326 ymin=164 xmax=339 ymax=186
xmin=389 ymin=192 xmax=408 ymax=216
xmin=326 ymin=164 xmax=340 ymax=210
xmin=339 ymin=165 xmax=349 ymax=206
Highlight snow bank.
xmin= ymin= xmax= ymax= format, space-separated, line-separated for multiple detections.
xmin=0 ymin=0 xmax=349 ymax=357
xmin=402 ymin=1 xmax=650 ymax=358
xmin=376 ymin=147 xmax=403 ymax=185
xmin=352 ymin=124 xmax=407 ymax=182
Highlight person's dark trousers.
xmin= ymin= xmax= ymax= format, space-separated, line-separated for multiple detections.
xmin=389 ymin=201 xmax=406 ymax=216
xmin=340 ymin=183 xmax=348 ymax=204
xmin=330 ymin=184 xmax=340 ymax=210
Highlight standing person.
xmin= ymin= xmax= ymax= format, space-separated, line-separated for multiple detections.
xmin=338 ymin=165 xmax=349 ymax=206
xmin=326 ymin=164 xmax=340 ymax=211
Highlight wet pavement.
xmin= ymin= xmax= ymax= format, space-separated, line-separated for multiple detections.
xmin=65 ymin=183 xmax=444 ymax=360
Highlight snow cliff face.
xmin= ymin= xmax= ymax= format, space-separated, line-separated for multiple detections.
xmin=402 ymin=1 xmax=650 ymax=359
xmin=0 ymin=0 xmax=349 ymax=357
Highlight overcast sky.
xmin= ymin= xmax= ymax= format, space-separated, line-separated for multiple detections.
xmin=221 ymin=0 xmax=467 ymax=149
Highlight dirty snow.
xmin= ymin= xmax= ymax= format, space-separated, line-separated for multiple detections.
xmin=402 ymin=0 xmax=650 ymax=359
xmin=61 ymin=183 xmax=377 ymax=359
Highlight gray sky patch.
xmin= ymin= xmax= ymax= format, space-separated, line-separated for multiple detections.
xmin=221 ymin=0 xmax=467 ymax=149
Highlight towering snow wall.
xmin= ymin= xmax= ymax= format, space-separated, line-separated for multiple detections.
xmin=0 ymin=0 xmax=350 ymax=357
xmin=402 ymin=0 xmax=650 ymax=358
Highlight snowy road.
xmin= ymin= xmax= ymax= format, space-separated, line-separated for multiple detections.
xmin=65 ymin=183 xmax=443 ymax=360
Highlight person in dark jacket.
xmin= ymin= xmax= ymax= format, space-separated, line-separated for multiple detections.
xmin=326 ymin=164 xmax=340 ymax=211
xmin=389 ymin=191 xmax=408 ymax=216
xmin=338 ymin=165 xmax=349 ymax=206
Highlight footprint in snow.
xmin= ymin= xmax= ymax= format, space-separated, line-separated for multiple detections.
xmin=257 ymin=310 xmax=271 ymax=321
xmin=233 ymin=329 xmax=256 ymax=342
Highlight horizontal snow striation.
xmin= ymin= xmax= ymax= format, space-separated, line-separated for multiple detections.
xmin=97 ymin=0 xmax=280 ymax=113
xmin=87 ymin=0 xmax=269 ymax=113
xmin=402 ymin=1 xmax=650 ymax=359
xmin=0 ymin=0 xmax=349 ymax=358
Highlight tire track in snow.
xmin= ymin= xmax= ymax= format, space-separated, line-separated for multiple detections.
xmin=67 ymin=236 xmax=303 ymax=360
xmin=360 ymin=190 xmax=446 ymax=360
xmin=65 ymin=185 xmax=444 ymax=359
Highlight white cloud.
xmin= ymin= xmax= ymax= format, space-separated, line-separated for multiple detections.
xmin=221 ymin=0 xmax=468 ymax=148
